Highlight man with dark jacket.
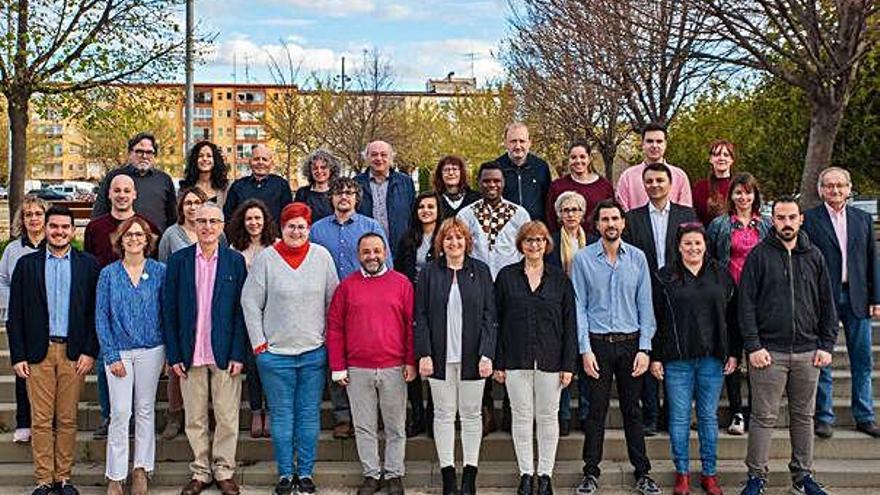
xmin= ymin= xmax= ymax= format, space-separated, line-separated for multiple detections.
xmin=803 ymin=167 xmax=880 ymax=438
xmin=7 ymin=205 xmax=100 ymax=495
xmin=163 ymin=203 xmax=248 ymax=495
xmin=623 ymin=162 xmax=697 ymax=436
xmin=736 ymin=197 xmax=838 ymax=495
xmin=496 ymin=123 xmax=551 ymax=222
xmin=92 ymin=132 xmax=178 ymax=231
xmin=355 ymin=140 xmax=415 ymax=256
xmin=223 ymin=144 xmax=293 ymax=226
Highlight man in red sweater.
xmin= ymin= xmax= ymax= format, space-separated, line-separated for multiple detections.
xmin=327 ymin=232 xmax=416 ymax=495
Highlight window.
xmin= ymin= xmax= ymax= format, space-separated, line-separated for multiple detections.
xmin=217 ymin=127 xmax=223 ymax=137
xmin=216 ymin=92 xmax=223 ymax=101
xmin=194 ymin=91 xmax=212 ymax=104
xmin=235 ymin=125 xmax=264 ymax=140
xmin=192 ymin=107 xmax=212 ymax=120
xmin=236 ymin=143 xmax=257 ymax=159
xmin=52 ymin=144 xmax=63 ymax=157
xmin=236 ymin=110 xmax=264 ymax=122
xmin=197 ymin=127 xmax=211 ymax=140
xmin=236 ymin=91 xmax=265 ymax=104
xmin=226 ymin=92 xmax=232 ymax=99
xmin=226 ymin=110 xmax=232 ymax=118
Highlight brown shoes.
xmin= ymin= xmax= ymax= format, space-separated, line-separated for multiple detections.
xmin=333 ymin=421 xmax=354 ymax=439
xmin=216 ymin=478 xmax=241 ymax=495
xmin=180 ymin=479 xmax=210 ymax=495
xmin=250 ymin=410 xmax=264 ymax=438
xmin=130 ymin=469 xmax=148 ymax=495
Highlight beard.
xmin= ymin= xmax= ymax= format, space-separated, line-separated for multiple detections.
xmin=361 ymin=259 xmax=384 ymax=275
xmin=776 ymin=227 xmax=797 ymax=241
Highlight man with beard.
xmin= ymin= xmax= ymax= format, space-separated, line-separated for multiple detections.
xmin=326 ymin=233 xmax=416 ymax=495
xmin=736 ymin=197 xmax=837 ymax=495
xmin=571 ymin=199 xmax=660 ymax=495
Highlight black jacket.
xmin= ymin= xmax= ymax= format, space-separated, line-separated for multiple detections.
xmin=414 ymin=256 xmax=497 ymax=380
xmin=7 ymin=247 xmax=100 ymax=364
xmin=396 ymin=232 xmax=437 ymax=285
xmin=738 ymin=231 xmax=838 ymax=355
xmin=497 ymin=153 xmax=552 ymax=222
xmin=494 ymin=261 xmax=578 ymax=373
xmin=439 ymin=189 xmax=481 ymax=221
xmin=623 ymin=202 xmax=698 ymax=274
xmin=653 ymin=259 xmax=740 ymax=363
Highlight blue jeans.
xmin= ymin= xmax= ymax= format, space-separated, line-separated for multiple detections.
xmin=664 ymin=357 xmax=724 ymax=475
xmin=256 ymin=346 xmax=326 ymax=478
xmin=98 ymin=350 xmax=111 ymax=420
xmin=559 ymin=366 xmax=589 ymax=422
xmin=816 ymin=289 xmax=875 ymax=425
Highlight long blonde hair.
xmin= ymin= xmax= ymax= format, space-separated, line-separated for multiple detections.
xmin=11 ymin=195 xmax=50 ymax=239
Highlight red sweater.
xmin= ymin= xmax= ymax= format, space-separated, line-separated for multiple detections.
xmin=326 ymin=269 xmax=415 ymax=372
xmin=692 ymin=176 xmax=731 ymax=226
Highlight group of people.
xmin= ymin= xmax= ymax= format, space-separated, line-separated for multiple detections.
xmin=0 ymin=122 xmax=876 ymax=495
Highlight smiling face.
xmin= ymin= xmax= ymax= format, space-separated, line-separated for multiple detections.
xmin=109 ymin=175 xmax=136 ymax=213
xmin=479 ymin=168 xmax=504 ymax=201
xmin=250 ymin=145 xmax=273 ymax=178
xmin=678 ymin=231 xmax=706 ymax=266
xmin=560 ymin=199 xmax=585 ymax=231
xmin=182 ymin=192 xmax=204 ymax=224
xmin=596 ymin=205 xmax=625 ymax=242
xmin=819 ymin=169 xmax=851 ymax=210
xmin=731 ymin=183 xmax=755 ymax=214
xmin=121 ymin=221 xmax=149 ymax=257
xmin=244 ymin=207 xmax=265 ymax=238
xmin=281 ymin=216 xmax=309 ymax=248
xmin=643 ymin=169 xmax=671 ymax=204
xmin=366 ymin=141 xmax=392 ymax=176
xmin=197 ymin=145 xmax=215 ymax=174
xmin=441 ymin=162 xmax=462 ymax=190
xmin=505 ymin=125 xmax=531 ymax=164
xmin=22 ymin=203 xmax=45 ymax=237
xmin=358 ymin=235 xmax=387 ymax=275
xmin=709 ymin=144 xmax=733 ymax=178
xmin=521 ymin=234 xmax=548 ymax=261
xmin=128 ymin=138 xmax=156 ymax=171
xmin=310 ymin=159 xmax=331 ymax=185
xmin=416 ymin=196 xmax=438 ymax=226
xmin=331 ymin=187 xmax=357 ymax=214
xmin=441 ymin=227 xmax=467 ymax=260
xmin=46 ymin=214 xmax=73 ymax=251
xmin=195 ymin=205 xmax=224 ymax=245
xmin=641 ymin=130 xmax=667 ymax=164
xmin=568 ymin=145 xmax=591 ymax=176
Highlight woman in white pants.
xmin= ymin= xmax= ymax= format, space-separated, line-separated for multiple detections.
xmin=95 ymin=217 xmax=167 ymax=495
xmin=493 ymin=221 xmax=578 ymax=495
xmin=414 ymin=217 xmax=497 ymax=495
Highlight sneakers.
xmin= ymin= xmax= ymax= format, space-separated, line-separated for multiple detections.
xmin=635 ymin=475 xmax=661 ymax=495
xmin=273 ymin=476 xmax=297 ymax=495
xmin=55 ymin=481 xmax=80 ymax=495
xmin=791 ymin=475 xmax=828 ymax=495
xmin=728 ymin=413 xmax=745 ymax=435
xmin=30 ymin=484 xmax=54 ymax=495
xmin=297 ymin=477 xmax=316 ymax=494
xmin=674 ymin=472 xmax=690 ymax=495
xmin=12 ymin=427 xmax=31 ymax=443
xmin=93 ymin=418 xmax=109 ymax=440
xmin=700 ymin=474 xmax=723 ymax=495
xmin=738 ymin=476 xmax=765 ymax=495
xmin=573 ymin=475 xmax=599 ymax=495
xmin=814 ymin=421 xmax=833 ymax=439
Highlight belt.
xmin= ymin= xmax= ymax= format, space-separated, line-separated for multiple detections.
xmin=48 ymin=336 xmax=68 ymax=344
xmin=589 ymin=332 xmax=639 ymax=343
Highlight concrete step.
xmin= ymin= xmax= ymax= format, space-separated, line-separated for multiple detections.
xmin=0 ymin=429 xmax=875 ymax=464
xmin=2 ymin=397 xmax=878 ymax=433
xmin=0 ymin=459 xmax=877 ymax=488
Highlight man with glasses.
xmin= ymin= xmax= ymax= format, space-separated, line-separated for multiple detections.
xmin=163 ymin=203 xmax=248 ymax=495
xmin=354 ymin=140 xmax=415 ymax=256
xmin=803 ymin=167 xmax=880 ymax=439
xmin=93 ymin=132 xmax=178 ymax=231
xmin=223 ymin=144 xmax=293 ymax=227
xmin=310 ymin=177 xmax=393 ymax=439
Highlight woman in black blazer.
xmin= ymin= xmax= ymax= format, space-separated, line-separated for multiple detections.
xmin=414 ymin=217 xmax=497 ymax=495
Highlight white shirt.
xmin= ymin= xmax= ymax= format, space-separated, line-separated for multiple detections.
xmin=648 ymin=200 xmax=671 ymax=269
xmin=458 ymin=199 xmax=531 ymax=280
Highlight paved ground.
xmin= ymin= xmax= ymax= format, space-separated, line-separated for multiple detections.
xmin=2 ymin=487 xmax=875 ymax=495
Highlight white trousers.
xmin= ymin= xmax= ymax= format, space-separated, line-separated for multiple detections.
xmin=104 ymin=345 xmax=165 ymax=481
xmin=428 ymin=363 xmax=484 ymax=467
xmin=506 ymin=368 xmax=563 ymax=476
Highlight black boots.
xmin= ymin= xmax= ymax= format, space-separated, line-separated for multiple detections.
xmin=518 ymin=474 xmax=534 ymax=495
xmin=441 ymin=466 xmax=457 ymax=495
xmin=461 ymin=465 xmax=478 ymax=495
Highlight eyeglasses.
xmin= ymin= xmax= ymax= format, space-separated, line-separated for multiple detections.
xmin=442 ymin=167 xmax=460 ymax=175
xmin=122 ymin=231 xmax=146 ymax=240
xmin=524 ymin=237 xmax=547 ymax=245
xmin=195 ymin=218 xmax=224 ymax=226
xmin=333 ymin=190 xmax=357 ymax=197
xmin=183 ymin=200 xmax=203 ymax=207
xmin=132 ymin=149 xmax=155 ymax=157
xmin=562 ymin=207 xmax=583 ymax=214
xmin=285 ymin=224 xmax=309 ymax=231
xmin=821 ymin=182 xmax=849 ymax=190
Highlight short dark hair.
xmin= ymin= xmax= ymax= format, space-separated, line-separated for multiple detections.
xmin=477 ymin=160 xmax=503 ymax=179
xmin=112 ymin=215 xmax=157 ymax=258
xmin=771 ymin=195 xmax=801 ymax=215
xmin=726 ymin=172 xmax=762 ymax=217
xmin=675 ymin=221 xmax=707 ymax=247
xmin=641 ymin=122 xmax=667 ymax=139
xmin=329 ymin=177 xmax=362 ymax=209
xmin=127 ymin=132 xmax=158 ymax=153
xmin=593 ymin=199 xmax=626 ymax=224
xmin=357 ymin=232 xmax=386 ymax=250
xmin=568 ymin=139 xmax=592 ymax=155
xmin=44 ymin=204 xmax=74 ymax=224
xmin=176 ymin=186 xmax=209 ymax=225
xmin=642 ymin=162 xmax=672 ymax=183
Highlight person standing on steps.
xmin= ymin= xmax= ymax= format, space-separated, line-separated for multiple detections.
xmin=162 ymin=203 xmax=248 ymax=495
xmin=294 ymin=148 xmax=341 ymax=222
xmin=414 ymin=217 xmax=497 ymax=495
xmin=736 ymin=197 xmax=838 ymax=495
xmin=8 ymin=205 xmax=100 ymax=495
xmin=178 ymin=141 xmax=231 ymax=207
xmin=0 ymin=195 xmax=48 ymax=445
xmin=571 ymin=199 xmax=661 ymax=495
xmin=615 ymin=122 xmax=692 ymax=211
xmin=433 ymin=155 xmax=481 ymax=221
xmin=223 ymin=144 xmax=293 ymax=228
xmin=496 ymin=122 xmax=551 ymax=222
xmin=545 ymin=141 xmax=613 ymax=234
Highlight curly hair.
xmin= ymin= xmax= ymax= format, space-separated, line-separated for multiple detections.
xmin=432 ymin=155 xmax=471 ymax=193
xmin=180 ymin=141 xmax=229 ymax=191
xmin=300 ymin=148 xmax=342 ymax=187
xmin=226 ymin=199 xmax=279 ymax=251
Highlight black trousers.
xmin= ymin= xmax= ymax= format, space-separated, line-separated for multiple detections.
xmin=582 ymin=337 xmax=651 ymax=479
xmin=15 ymin=375 xmax=30 ymax=428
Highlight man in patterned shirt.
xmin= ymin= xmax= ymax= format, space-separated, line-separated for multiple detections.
xmin=458 ymin=160 xmax=530 ymax=435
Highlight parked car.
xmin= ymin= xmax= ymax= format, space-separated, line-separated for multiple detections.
xmin=27 ymin=188 xmax=69 ymax=201
xmin=0 ymin=186 xmax=7 ymax=199
xmin=851 ymin=196 xmax=879 ymax=222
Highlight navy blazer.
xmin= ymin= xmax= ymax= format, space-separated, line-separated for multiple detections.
xmin=6 ymin=247 xmax=100 ymax=364
xmin=623 ymin=202 xmax=698 ymax=274
xmin=162 ymin=244 xmax=248 ymax=370
xmin=355 ymin=170 xmax=415 ymax=255
xmin=803 ymin=204 xmax=880 ymax=318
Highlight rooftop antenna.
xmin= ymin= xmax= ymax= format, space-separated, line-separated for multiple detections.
xmin=462 ymin=52 xmax=476 ymax=78
xmin=232 ymin=51 xmax=237 ymax=84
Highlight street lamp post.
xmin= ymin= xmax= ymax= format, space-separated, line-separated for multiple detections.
xmin=184 ymin=0 xmax=194 ymax=158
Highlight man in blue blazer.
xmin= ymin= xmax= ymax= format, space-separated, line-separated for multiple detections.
xmin=803 ymin=167 xmax=880 ymax=438
xmin=355 ymin=140 xmax=415 ymax=256
xmin=163 ymin=203 xmax=248 ymax=495
xmin=7 ymin=205 xmax=100 ymax=495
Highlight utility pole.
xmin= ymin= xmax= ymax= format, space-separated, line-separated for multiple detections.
xmin=184 ymin=0 xmax=194 ymax=159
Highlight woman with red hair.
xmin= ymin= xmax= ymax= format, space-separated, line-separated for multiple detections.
xmin=692 ymin=140 xmax=736 ymax=226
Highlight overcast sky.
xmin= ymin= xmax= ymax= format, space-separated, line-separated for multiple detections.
xmin=194 ymin=0 xmax=509 ymax=90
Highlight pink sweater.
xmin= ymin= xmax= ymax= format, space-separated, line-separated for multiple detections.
xmin=326 ymin=269 xmax=415 ymax=372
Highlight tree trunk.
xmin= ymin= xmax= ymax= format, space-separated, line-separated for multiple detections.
xmin=7 ymin=90 xmax=30 ymax=230
xmin=798 ymin=100 xmax=846 ymax=208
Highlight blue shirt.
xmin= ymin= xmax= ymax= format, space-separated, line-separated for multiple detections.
xmin=570 ymin=241 xmax=656 ymax=354
xmin=310 ymin=212 xmax=394 ymax=280
xmin=95 ymin=259 xmax=166 ymax=365
xmin=45 ymin=248 xmax=72 ymax=338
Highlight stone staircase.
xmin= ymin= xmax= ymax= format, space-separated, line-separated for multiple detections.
xmin=0 ymin=326 xmax=878 ymax=492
